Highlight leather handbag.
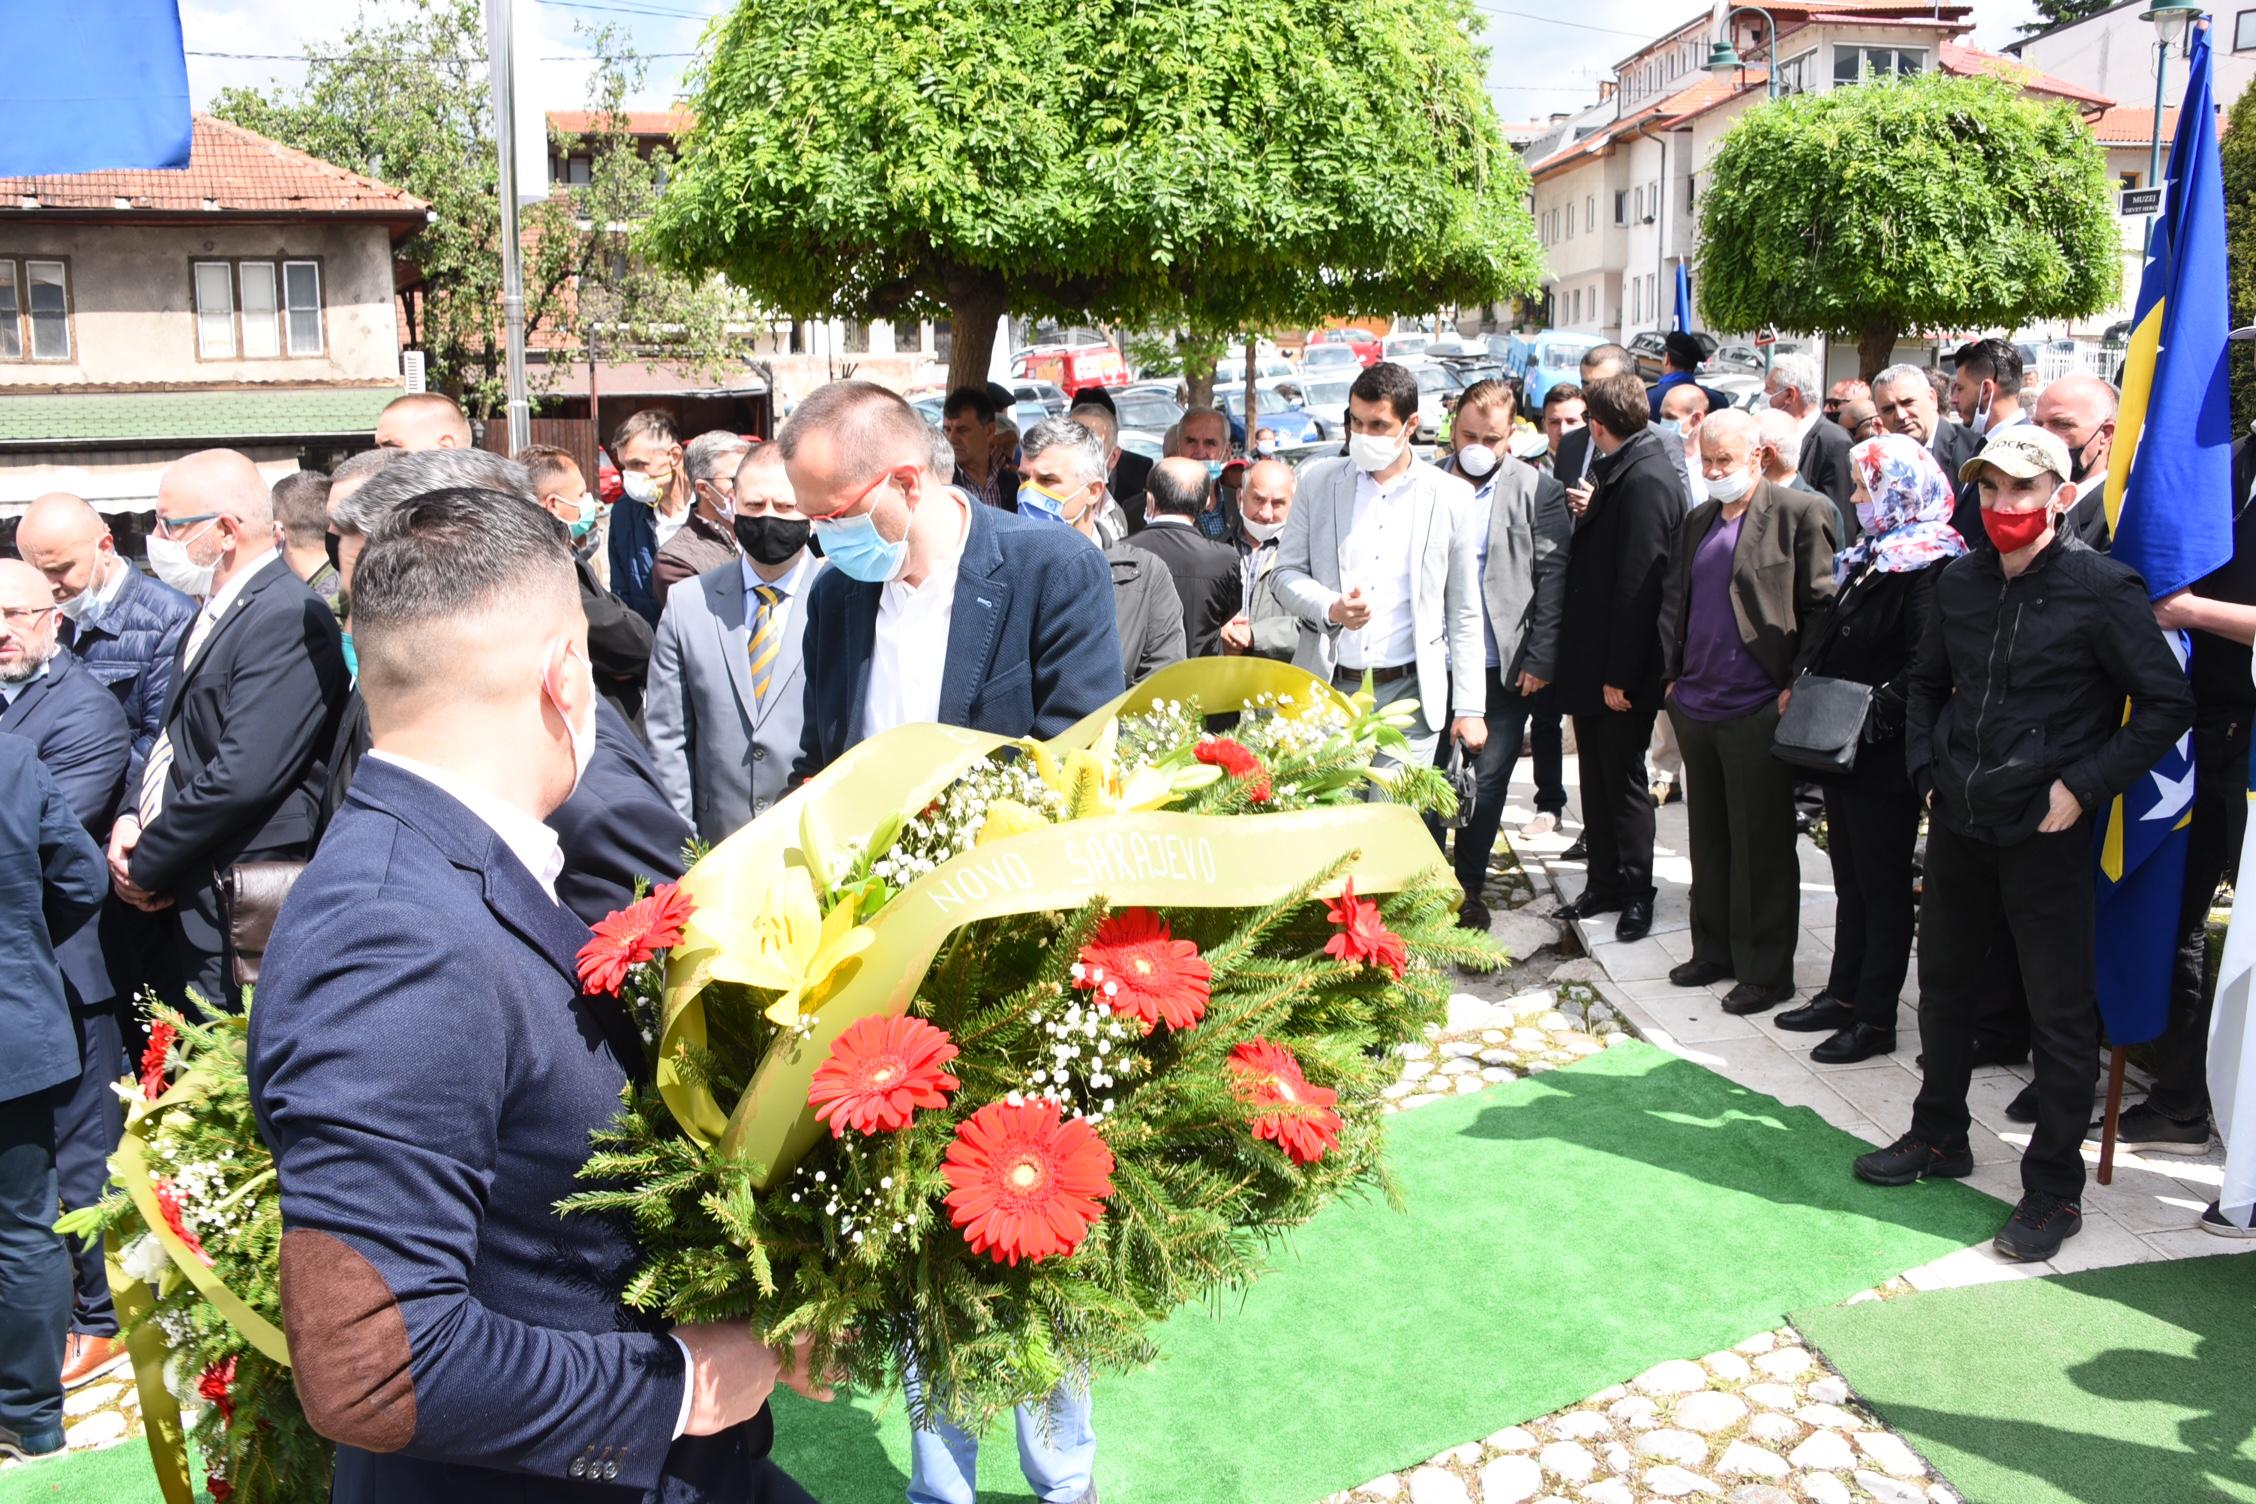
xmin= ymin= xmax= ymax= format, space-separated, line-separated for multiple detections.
xmin=220 ymin=861 xmax=309 ymax=992
xmin=1771 ymin=675 xmax=1874 ymax=776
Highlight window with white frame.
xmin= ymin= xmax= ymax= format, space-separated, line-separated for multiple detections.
xmin=1634 ymin=186 xmax=1644 ymax=221
xmin=1567 ymin=208 xmax=1575 ymax=239
xmin=1586 ymin=194 xmax=1595 ymax=231
xmin=1774 ymin=47 xmax=1817 ymax=96
xmin=1614 ymin=190 xmax=1628 ymax=225
xmin=1834 ymin=45 xmax=1924 ymax=85
xmin=0 ymin=258 xmax=73 ymax=361
xmin=2237 ymin=10 xmax=2256 ymax=51
xmin=195 ymin=258 xmax=325 ymax=359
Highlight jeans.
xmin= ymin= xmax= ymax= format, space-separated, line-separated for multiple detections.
xmin=0 ymin=1091 xmax=68 ymax=1447
xmin=1573 ymin=706 xmax=1660 ymax=903
xmin=902 ymin=1360 xmax=1096 ymax=1504
xmin=1912 ymin=820 xmax=2102 ymax=1201
xmin=1822 ymin=785 xmax=1922 ymax=1029
xmin=1671 ymin=701 xmax=1799 ymax=991
xmin=2149 ymin=713 xmax=2252 ymax=1120
xmin=55 ymin=1004 xmax=126 ymax=1335
xmin=1526 ymin=687 xmax=1566 ymax=816
xmin=1432 ymin=668 xmax=1535 ymax=893
xmin=1340 ymin=670 xmax=1442 ymax=775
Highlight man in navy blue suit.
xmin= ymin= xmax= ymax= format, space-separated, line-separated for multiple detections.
xmin=783 ymin=380 xmax=1123 ymax=784
xmin=249 ymin=488 xmax=824 ymax=1503
xmin=0 ymin=559 xmax=136 ymax=1391
xmin=0 ymin=735 xmax=107 ymax=1462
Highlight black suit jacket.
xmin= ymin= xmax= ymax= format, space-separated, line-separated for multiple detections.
xmin=1798 ymin=416 xmax=1854 ymax=513
xmin=1551 ymin=425 xmax=1599 ymax=490
xmin=1 ymin=649 xmax=130 ymax=1008
xmin=1127 ymin=520 xmax=1244 ymax=658
xmin=578 ymin=556 xmax=654 ymax=727
xmin=1111 ymin=449 xmax=1155 ymax=532
xmin=547 ymin=701 xmax=693 ymax=927
xmin=129 ymin=556 xmax=349 ymax=902
xmin=0 ymin=734 xmax=106 ymax=1102
xmin=794 ymin=497 xmax=1125 ymax=781
xmin=1557 ymin=428 xmax=1679 ymax=716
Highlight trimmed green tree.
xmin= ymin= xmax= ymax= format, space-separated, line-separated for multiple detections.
xmin=648 ymin=0 xmax=1542 ymax=389
xmin=1695 ymin=73 xmax=2120 ymax=380
xmin=2223 ymin=75 xmax=2256 ymax=432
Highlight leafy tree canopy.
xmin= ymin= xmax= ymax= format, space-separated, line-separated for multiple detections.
xmin=1695 ymin=72 xmax=2120 ymax=378
xmin=2016 ymin=0 xmax=2114 ymax=40
xmin=650 ymin=0 xmax=1542 ymax=385
xmin=2223 ymin=74 xmax=2256 ymax=431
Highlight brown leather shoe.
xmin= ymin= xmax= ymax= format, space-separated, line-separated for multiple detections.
xmin=60 ymin=1332 xmax=129 ymax=1390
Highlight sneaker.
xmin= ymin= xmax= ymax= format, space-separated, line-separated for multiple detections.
xmin=59 ymin=1332 xmax=129 ymax=1391
xmin=2113 ymin=1101 xmax=2213 ymax=1156
xmin=2201 ymin=1202 xmax=2256 ymax=1239
xmin=1994 ymin=1193 xmax=2083 ymax=1261
xmin=1524 ymin=811 xmax=1560 ymax=838
xmin=1456 ymin=897 xmax=1492 ymax=933
xmin=1853 ymin=1133 xmax=1974 ymax=1187
xmin=0 ymin=1423 xmax=64 ymax=1462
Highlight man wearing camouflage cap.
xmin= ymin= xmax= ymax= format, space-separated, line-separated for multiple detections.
xmin=1852 ymin=426 xmax=2194 ymax=1262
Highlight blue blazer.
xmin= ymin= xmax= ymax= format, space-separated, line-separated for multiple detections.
xmin=60 ymin=562 xmax=195 ymax=791
xmin=549 ymin=699 xmax=694 ymax=926
xmin=248 ymin=757 xmax=774 ymax=1503
xmin=0 ymin=734 xmax=107 ymax=1103
xmin=0 ymin=648 xmax=130 ymax=1008
xmin=793 ymin=498 xmax=1125 ymax=780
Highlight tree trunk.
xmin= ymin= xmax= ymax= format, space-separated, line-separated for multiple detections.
xmin=1184 ymin=347 xmax=1218 ymax=410
xmin=945 ymin=281 xmax=1009 ymax=394
xmin=1856 ymin=321 xmax=1900 ymax=384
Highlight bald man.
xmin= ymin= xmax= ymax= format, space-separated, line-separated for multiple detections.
xmin=16 ymin=493 xmax=196 ymax=788
xmin=1221 ymin=457 xmax=1297 ymax=661
xmin=374 ymin=391 xmax=473 ymax=451
xmin=112 ymin=449 xmax=349 ymax=1012
xmin=2034 ymin=372 xmax=2120 ymax=551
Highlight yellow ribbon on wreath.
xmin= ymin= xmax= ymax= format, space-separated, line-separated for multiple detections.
xmin=657 ymin=658 xmax=1456 ymax=1188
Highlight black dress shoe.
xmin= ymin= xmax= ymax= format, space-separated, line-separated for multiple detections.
xmin=1560 ymin=836 xmax=1589 ymax=862
xmin=1811 ymin=1023 xmax=1897 ymax=1065
xmin=2114 ymin=1101 xmax=2213 ymax=1155
xmin=1615 ymin=899 xmax=1654 ymax=943
xmin=1971 ymin=1036 xmax=2031 ymax=1069
xmin=2005 ymin=1082 xmax=2039 ymax=1123
xmin=1854 ymin=1133 xmax=1974 ymax=1187
xmin=1775 ymin=994 xmax=1857 ymax=1033
xmin=1557 ymin=890 xmax=1625 ymax=921
xmin=1456 ymin=897 xmax=1493 ymax=932
xmin=1720 ymin=982 xmax=1793 ymax=1016
xmin=1994 ymin=1193 xmax=2082 ymax=1262
xmin=1668 ymin=959 xmax=1732 ymax=988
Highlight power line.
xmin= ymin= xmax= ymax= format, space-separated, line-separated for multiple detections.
xmin=186 ymin=49 xmax=697 ymax=61
xmin=1466 ymin=4 xmax=1650 ymax=40
xmin=534 ymin=0 xmax=722 ymax=18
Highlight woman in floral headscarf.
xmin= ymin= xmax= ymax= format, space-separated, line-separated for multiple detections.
xmin=1771 ymin=433 xmax=1967 ymax=1065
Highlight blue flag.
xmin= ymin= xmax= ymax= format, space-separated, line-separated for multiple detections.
xmin=2095 ymin=21 xmax=2235 ymax=1045
xmin=0 ymin=1 xmax=190 ymax=175
xmin=1673 ymin=262 xmax=1693 ymax=335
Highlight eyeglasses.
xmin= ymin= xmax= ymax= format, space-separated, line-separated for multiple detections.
xmin=802 ymin=464 xmax=913 ymax=522
xmin=0 ymin=604 xmax=58 ymax=628
xmin=152 ymin=512 xmax=221 ymax=540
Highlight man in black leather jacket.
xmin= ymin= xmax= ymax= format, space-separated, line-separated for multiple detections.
xmin=1854 ymin=429 xmax=2193 ymax=1263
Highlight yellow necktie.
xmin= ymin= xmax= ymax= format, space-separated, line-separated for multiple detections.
xmin=747 ymin=584 xmax=783 ymax=702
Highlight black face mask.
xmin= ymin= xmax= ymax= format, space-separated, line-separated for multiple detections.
xmin=733 ymin=513 xmax=811 ymax=566
xmin=2068 ymin=434 xmax=2099 ymax=486
xmin=324 ymin=531 xmax=343 ymax=571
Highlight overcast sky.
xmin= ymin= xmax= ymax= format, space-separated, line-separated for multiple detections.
xmin=179 ymin=0 xmax=2048 ymax=118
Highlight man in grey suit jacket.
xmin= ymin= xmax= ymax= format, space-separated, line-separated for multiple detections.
xmin=1220 ymin=458 xmax=1299 ymax=662
xmin=1272 ymin=361 xmax=1487 ymax=776
xmin=646 ymin=445 xmax=821 ymax=845
xmin=1428 ymin=383 xmax=1570 ymax=930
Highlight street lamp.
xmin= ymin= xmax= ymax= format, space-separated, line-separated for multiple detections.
xmin=1707 ymin=6 xmax=1780 ymax=102
xmin=2137 ymin=0 xmax=2202 ymax=254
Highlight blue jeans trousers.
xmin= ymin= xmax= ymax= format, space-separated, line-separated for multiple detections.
xmin=902 ymin=1358 xmax=1095 ymax=1504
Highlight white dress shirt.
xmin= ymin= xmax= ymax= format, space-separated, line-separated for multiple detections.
xmin=136 ymin=551 xmax=285 ymax=826
xmin=1337 ymin=466 xmax=1419 ymax=671
xmin=863 ymin=490 xmax=969 ymax=736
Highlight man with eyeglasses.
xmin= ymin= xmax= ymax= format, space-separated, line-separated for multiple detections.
xmin=110 ymin=450 xmax=349 ymax=1014
xmin=655 ymin=431 xmax=754 ymax=599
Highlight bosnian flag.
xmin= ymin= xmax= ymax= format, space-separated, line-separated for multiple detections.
xmin=0 ymin=1 xmax=191 ymax=174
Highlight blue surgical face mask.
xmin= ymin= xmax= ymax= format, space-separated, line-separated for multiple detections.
xmin=339 ymin=630 xmax=358 ymax=682
xmin=810 ymin=508 xmax=907 ymax=583
xmin=1205 ymin=459 xmax=1225 ymax=483
xmin=1653 ymin=418 xmax=1682 ymax=445
xmin=569 ymin=492 xmax=599 ymax=541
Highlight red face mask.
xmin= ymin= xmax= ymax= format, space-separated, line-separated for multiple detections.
xmin=1981 ymin=504 xmax=2053 ymax=555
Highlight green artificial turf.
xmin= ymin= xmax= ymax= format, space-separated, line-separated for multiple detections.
xmin=5 ymin=1041 xmax=2006 ymax=1504
xmin=0 ymin=1440 xmax=203 ymax=1504
xmin=1795 ymin=1252 xmax=2256 ymax=1504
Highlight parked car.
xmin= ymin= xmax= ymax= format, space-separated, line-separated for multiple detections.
xmin=1116 ymin=429 xmax=1165 ymax=461
xmin=1212 ymin=379 xmax=1325 ymax=446
xmin=1011 ymin=343 xmax=1128 ymax=397
xmin=1397 ymin=360 xmax=1453 ymax=441
xmin=1710 ymin=337 xmax=1816 ymax=375
xmin=1628 ymin=329 xmax=1719 ymax=382
xmin=1520 ymin=330 xmax=1606 ymax=410
xmin=1301 ymin=342 xmax=1366 ymax=375
xmin=909 ymin=395 xmax=946 ymax=428
xmin=1382 ymin=332 xmax=1432 ymax=362
xmin=1008 ymin=379 xmax=1072 ymax=422
xmin=1114 ymin=387 xmax=1185 ymax=434
xmin=1300 ymin=373 xmax=1356 ymax=435
xmin=1223 ymin=345 xmax=1299 ymax=383
xmin=1306 ymin=327 xmax=1382 ymax=366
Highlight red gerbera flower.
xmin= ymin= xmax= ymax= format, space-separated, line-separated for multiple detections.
xmin=209 ymin=1481 xmax=234 ymax=1503
xmin=198 ymin=1355 xmax=238 ymax=1426
xmin=1323 ymin=879 xmax=1409 ymax=980
xmin=1196 ymin=737 xmax=1273 ymax=803
xmin=1073 ymin=910 xmax=1210 ymax=1033
xmin=1228 ymin=1038 xmax=1345 ymax=1165
xmin=576 ymin=882 xmax=696 ymax=995
xmin=139 ymin=1020 xmax=178 ymax=1102
xmin=151 ymin=1177 xmax=212 ymax=1266
xmin=807 ymin=1014 xmax=961 ymax=1137
xmin=942 ymin=1099 xmax=1115 ymax=1266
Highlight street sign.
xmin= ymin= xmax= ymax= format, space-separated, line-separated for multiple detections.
xmin=1754 ymin=328 xmax=1778 ymax=348
xmin=2120 ymin=185 xmax=2164 ymax=217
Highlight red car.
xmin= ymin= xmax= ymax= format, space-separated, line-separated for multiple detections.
xmin=1304 ymin=328 xmax=1382 ymax=368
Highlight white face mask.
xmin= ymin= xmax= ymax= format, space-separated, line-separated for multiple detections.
xmin=56 ymin=556 xmax=108 ymax=622
xmin=1454 ymin=443 xmax=1500 ymax=480
xmin=1349 ymin=430 xmax=1405 ymax=473
xmin=147 ymin=525 xmax=219 ymax=600
xmin=1706 ymin=469 xmax=1756 ymax=505
xmin=620 ymin=469 xmax=661 ymax=504
xmin=1241 ymin=516 xmax=1285 ymax=544
xmin=543 ymin=647 xmax=598 ymax=798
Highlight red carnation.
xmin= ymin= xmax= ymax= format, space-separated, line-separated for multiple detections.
xmin=576 ymin=882 xmax=696 ymax=995
xmin=151 ymin=1177 xmax=212 ymax=1266
xmin=1323 ymin=879 xmax=1409 ymax=980
xmin=942 ymin=1099 xmax=1115 ymax=1266
xmin=139 ymin=1020 xmax=178 ymax=1102
xmin=198 ymin=1355 xmax=238 ymax=1426
xmin=1074 ymin=910 xmax=1209 ymax=1033
xmin=807 ymin=1014 xmax=961 ymax=1137
xmin=1228 ymin=1038 xmax=1345 ymax=1165
xmin=208 ymin=1481 xmax=234 ymax=1503
xmin=1195 ymin=736 xmax=1272 ymax=803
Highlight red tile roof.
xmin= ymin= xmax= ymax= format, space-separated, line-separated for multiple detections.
xmin=1528 ymin=73 xmax=1762 ymax=181
xmin=547 ymin=110 xmax=694 ymax=138
xmin=1938 ymin=40 xmax=2113 ymax=109
xmin=2087 ymin=105 xmax=2183 ymax=146
xmin=0 ymin=116 xmax=426 ymax=224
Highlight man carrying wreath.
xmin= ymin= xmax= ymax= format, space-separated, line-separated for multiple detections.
xmin=248 ymin=487 xmax=826 ymax=1502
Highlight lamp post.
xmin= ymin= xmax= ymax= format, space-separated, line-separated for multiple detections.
xmin=1706 ymin=6 xmax=1781 ymax=103
xmin=2139 ymin=0 xmax=2202 ymax=256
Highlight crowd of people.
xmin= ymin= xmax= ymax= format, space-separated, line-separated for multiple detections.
xmin=1 ymin=339 xmax=2252 ymax=1494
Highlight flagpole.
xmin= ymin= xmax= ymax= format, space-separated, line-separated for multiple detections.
xmin=488 ymin=0 xmax=532 ymax=455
